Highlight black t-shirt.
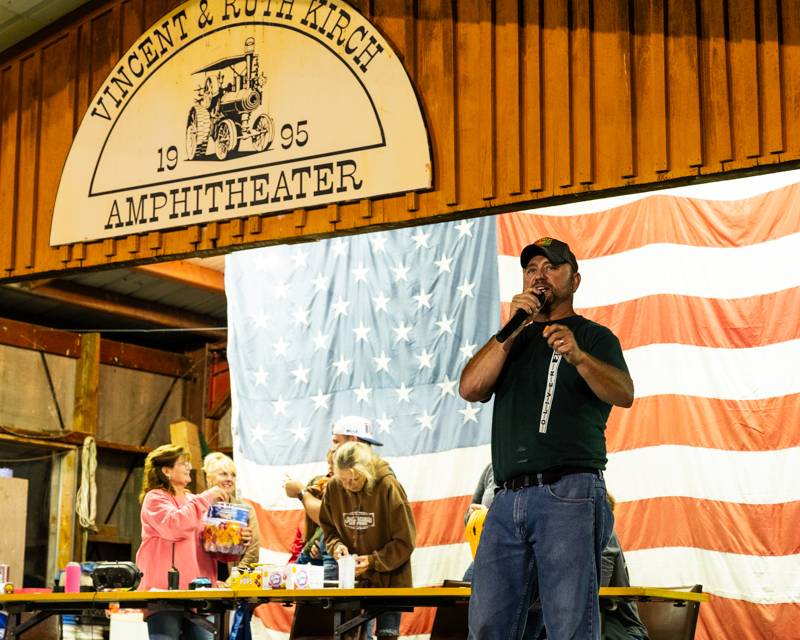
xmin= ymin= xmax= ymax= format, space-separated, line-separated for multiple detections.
xmin=491 ymin=315 xmax=628 ymax=482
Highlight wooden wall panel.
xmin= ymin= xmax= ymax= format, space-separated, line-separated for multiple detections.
xmin=2 ymin=0 xmax=800 ymax=281
xmin=0 ymin=62 xmax=20 ymax=274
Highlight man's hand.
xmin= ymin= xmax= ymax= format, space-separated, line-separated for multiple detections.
xmin=309 ymin=543 xmax=321 ymax=560
xmin=354 ymin=555 xmax=370 ymax=577
xmin=333 ymin=544 xmax=349 ymax=560
xmin=283 ymin=475 xmax=304 ymax=499
xmin=509 ymin=287 xmax=546 ymax=321
xmin=543 ymin=323 xmax=583 ymax=365
xmin=466 ymin=504 xmax=487 ymax=518
xmin=544 ymin=323 xmax=634 ymax=407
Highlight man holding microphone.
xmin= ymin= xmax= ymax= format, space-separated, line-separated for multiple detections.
xmin=459 ymin=237 xmax=634 ymax=640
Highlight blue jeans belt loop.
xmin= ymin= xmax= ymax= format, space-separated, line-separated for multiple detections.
xmin=501 ymin=467 xmax=599 ymax=491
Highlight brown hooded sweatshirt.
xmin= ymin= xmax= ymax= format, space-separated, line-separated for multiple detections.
xmin=319 ymin=459 xmax=416 ymax=588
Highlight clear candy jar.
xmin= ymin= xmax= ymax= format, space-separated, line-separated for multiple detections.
xmin=201 ymin=502 xmax=249 ymax=559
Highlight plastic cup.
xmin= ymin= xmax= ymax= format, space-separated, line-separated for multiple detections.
xmin=337 ymin=555 xmax=356 ymax=589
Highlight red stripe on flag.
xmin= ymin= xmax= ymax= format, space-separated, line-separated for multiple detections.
xmin=504 ymin=290 xmax=800 ymax=350
xmin=251 ymin=495 xmax=472 ymax=553
xmin=400 ymin=607 xmax=436 ymax=636
xmin=249 ymin=503 xmax=304 ymax=554
xmin=253 ymin=602 xmax=293 ymax=633
xmin=497 ymin=187 xmax=800 ymax=257
xmin=697 ymin=596 xmax=800 ymax=640
xmin=582 ymin=290 xmax=800 ymax=350
xmin=607 ymin=394 xmax=800 ymax=452
xmin=615 ymin=497 xmax=800 ymax=556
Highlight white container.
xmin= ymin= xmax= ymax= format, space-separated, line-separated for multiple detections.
xmin=263 ymin=564 xmax=289 ymax=589
xmin=289 ymin=564 xmax=324 ymax=589
xmin=337 ymin=555 xmax=356 ymax=589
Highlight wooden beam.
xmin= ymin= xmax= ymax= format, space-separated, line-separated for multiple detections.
xmin=73 ymin=332 xmax=100 ymax=436
xmin=135 ymin=260 xmax=225 ymax=293
xmin=0 ymin=316 xmax=81 ymax=357
xmin=56 ymin=448 xmax=78 ymax=571
xmin=0 ymin=431 xmax=76 ymax=450
xmin=0 ymin=425 xmax=152 ymax=455
xmin=10 ymin=279 xmax=227 ymax=340
xmin=100 ymin=341 xmax=192 ymax=378
xmin=170 ymin=420 xmax=205 ymax=492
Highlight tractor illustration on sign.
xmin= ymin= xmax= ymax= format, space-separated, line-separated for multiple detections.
xmin=186 ymin=37 xmax=275 ymax=161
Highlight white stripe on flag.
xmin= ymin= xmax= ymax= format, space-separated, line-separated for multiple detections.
xmin=606 ymin=445 xmax=800 ymax=504
xmin=625 ymin=546 xmax=800 ymax=605
xmin=517 ymin=168 xmax=800 ymax=215
xmin=625 ymin=340 xmax=800 ymax=401
xmin=410 ymin=542 xmax=473 ymax=587
xmin=238 ymin=445 xmax=492 ymax=508
xmin=498 ymin=233 xmax=800 ymax=306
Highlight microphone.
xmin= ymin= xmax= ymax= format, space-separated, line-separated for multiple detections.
xmin=495 ymin=292 xmax=546 ymax=343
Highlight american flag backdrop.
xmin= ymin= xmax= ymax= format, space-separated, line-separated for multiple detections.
xmin=227 ymin=170 xmax=800 ymax=639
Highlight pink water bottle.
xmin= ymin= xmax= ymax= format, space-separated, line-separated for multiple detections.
xmin=64 ymin=562 xmax=81 ymax=593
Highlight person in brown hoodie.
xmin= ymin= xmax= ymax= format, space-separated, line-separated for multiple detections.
xmin=320 ymin=441 xmax=417 ymax=639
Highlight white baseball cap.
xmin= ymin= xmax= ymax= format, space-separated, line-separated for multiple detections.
xmin=331 ymin=415 xmax=383 ymax=446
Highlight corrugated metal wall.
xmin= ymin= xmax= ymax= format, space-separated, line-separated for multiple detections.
xmin=1 ymin=0 xmax=798 ymax=281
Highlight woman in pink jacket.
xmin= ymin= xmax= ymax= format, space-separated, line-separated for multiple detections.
xmin=135 ymin=444 xmax=228 ymax=639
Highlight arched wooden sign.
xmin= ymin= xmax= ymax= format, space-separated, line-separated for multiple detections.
xmin=50 ymin=0 xmax=431 ymax=246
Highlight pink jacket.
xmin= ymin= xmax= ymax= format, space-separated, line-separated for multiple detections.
xmin=136 ymin=488 xmax=218 ymax=590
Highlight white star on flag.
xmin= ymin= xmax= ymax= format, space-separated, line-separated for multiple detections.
xmin=372 ymin=292 xmax=390 ymax=312
xmin=411 ymin=229 xmax=431 ymax=248
xmin=292 ymin=308 xmax=311 ymax=327
xmin=393 ymin=322 xmax=413 ymax=343
xmin=332 ymin=356 xmax=352 ymax=377
xmin=455 ymin=220 xmax=474 ymax=237
xmin=272 ymin=396 xmax=289 ymax=416
xmin=458 ymin=404 xmax=480 ymax=424
xmin=413 ymin=289 xmax=433 ymax=309
xmin=354 ymin=382 xmax=372 ymax=403
xmin=352 ymin=265 xmax=369 ymax=283
xmin=251 ymin=311 xmax=270 ymax=328
xmin=311 ymin=273 xmax=328 ymax=292
xmin=434 ymin=253 xmax=453 ymax=273
xmin=311 ymin=389 xmax=331 ymax=411
xmin=391 ymin=263 xmax=410 ymax=282
xmin=459 ymin=341 xmax=478 ymax=361
xmin=291 ymin=249 xmax=308 ymax=268
xmin=353 ymin=323 xmax=371 ymax=342
xmin=291 ymin=364 xmax=310 ymax=384
xmin=376 ymin=414 xmax=394 ymax=433
xmin=290 ymin=422 xmax=308 ymax=442
xmin=416 ymin=411 xmax=436 ymax=430
xmin=253 ymin=367 xmax=269 ymax=386
xmin=458 ymin=279 xmax=476 ymax=298
xmin=332 ymin=297 xmax=350 ymax=317
xmin=437 ymin=375 xmax=457 ymax=397
xmin=395 ymin=383 xmax=413 ymax=403
xmin=435 ymin=314 xmax=455 ymax=335
xmin=272 ymin=338 xmax=289 ymax=357
xmin=373 ymin=352 xmax=391 ymax=373
xmin=312 ymin=331 xmax=330 ymax=351
xmin=415 ymin=348 xmax=434 ymax=370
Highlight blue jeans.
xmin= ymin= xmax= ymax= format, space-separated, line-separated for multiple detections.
xmin=468 ymin=472 xmax=613 ymax=640
xmin=147 ymin=610 xmax=214 ymax=640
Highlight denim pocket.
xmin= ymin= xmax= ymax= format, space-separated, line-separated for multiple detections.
xmin=545 ymin=473 xmax=594 ymax=502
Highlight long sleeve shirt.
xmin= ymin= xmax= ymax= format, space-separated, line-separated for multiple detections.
xmin=136 ymin=488 xmax=218 ymax=590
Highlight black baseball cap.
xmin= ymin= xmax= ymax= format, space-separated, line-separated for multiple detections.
xmin=519 ymin=237 xmax=579 ymax=271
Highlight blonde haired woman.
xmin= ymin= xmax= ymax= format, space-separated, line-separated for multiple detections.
xmin=136 ymin=444 xmax=229 ymax=639
xmin=320 ymin=441 xmax=416 ymax=640
xmin=202 ymin=451 xmax=261 ymax=568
